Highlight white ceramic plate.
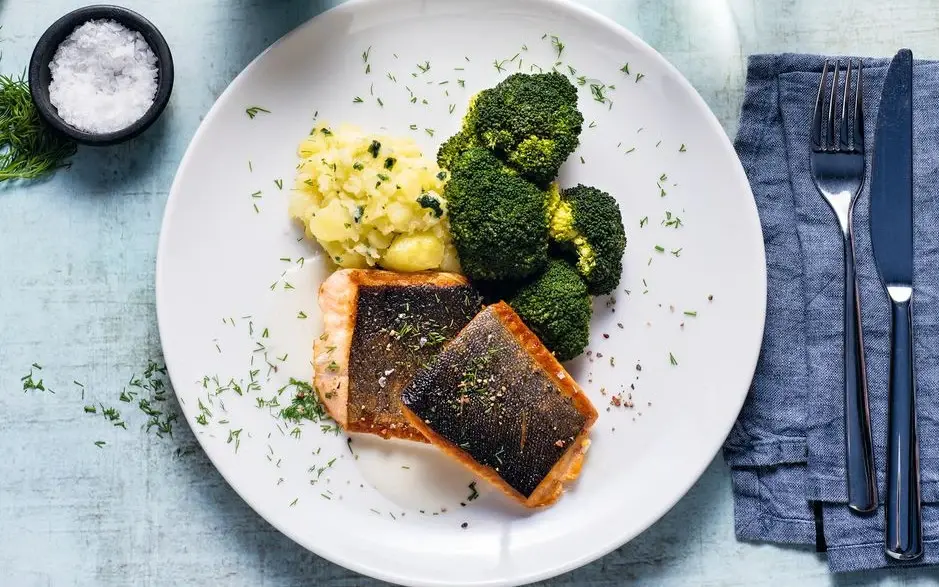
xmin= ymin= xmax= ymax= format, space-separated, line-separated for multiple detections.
xmin=156 ymin=1 xmax=766 ymax=585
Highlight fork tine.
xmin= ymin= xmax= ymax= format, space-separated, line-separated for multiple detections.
xmin=841 ymin=60 xmax=853 ymax=151
xmin=854 ymin=61 xmax=865 ymax=153
xmin=828 ymin=60 xmax=840 ymax=150
xmin=812 ymin=60 xmax=830 ymax=150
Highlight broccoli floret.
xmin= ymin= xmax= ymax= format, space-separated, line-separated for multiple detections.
xmin=445 ymin=148 xmax=549 ymax=281
xmin=472 ymin=72 xmax=583 ymax=185
xmin=437 ymin=127 xmax=480 ymax=171
xmin=508 ymin=259 xmax=592 ymax=361
xmin=549 ymin=184 xmax=626 ymax=296
xmin=437 ymin=93 xmax=482 ymax=170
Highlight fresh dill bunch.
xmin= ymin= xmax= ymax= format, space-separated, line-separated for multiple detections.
xmin=0 ymin=74 xmax=76 ymax=181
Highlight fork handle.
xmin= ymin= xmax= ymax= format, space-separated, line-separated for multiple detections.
xmin=885 ymin=294 xmax=922 ymax=560
xmin=844 ymin=236 xmax=877 ymax=513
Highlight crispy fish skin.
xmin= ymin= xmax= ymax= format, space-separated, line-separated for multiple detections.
xmin=400 ymin=301 xmax=598 ymax=508
xmin=314 ymin=269 xmax=481 ymax=442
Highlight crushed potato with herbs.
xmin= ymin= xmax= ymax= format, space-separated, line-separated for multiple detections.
xmin=289 ymin=123 xmax=460 ymax=273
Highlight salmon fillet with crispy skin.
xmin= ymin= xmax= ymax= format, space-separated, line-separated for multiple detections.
xmin=314 ymin=269 xmax=483 ymax=442
xmin=400 ymin=302 xmax=598 ymax=508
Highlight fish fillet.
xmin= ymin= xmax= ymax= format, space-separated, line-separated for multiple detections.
xmin=400 ymin=301 xmax=598 ymax=507
xmin=314 ymin=269 xmax=482 ymax=442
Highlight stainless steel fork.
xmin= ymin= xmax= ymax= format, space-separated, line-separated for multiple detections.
xmin=811 ymin=60 xmax=877 ymax=513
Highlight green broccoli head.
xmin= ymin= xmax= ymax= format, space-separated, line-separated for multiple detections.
xmin=508 ymin=258 xmax=592 ymax=362
xmin=472 ymin=72 xmax=584 ymax=185
xmin=549 ymin=184 xmax=626 ymax=296
xmin=437 ymin=93 xmax=482 ymax=170
xmin=444 ymin=147 xmax=549 ymax=281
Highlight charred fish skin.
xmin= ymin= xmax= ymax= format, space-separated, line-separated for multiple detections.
xmin=348 ymin=281 xmax=482 ymax=439
xmin=401 ymin=304 xmax=592 ymax=499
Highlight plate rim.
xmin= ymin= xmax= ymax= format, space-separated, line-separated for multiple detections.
xmin=155 ymin=0 xmax=768 ymax=584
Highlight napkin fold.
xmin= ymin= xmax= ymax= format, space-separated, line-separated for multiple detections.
xmin=724 ymin=53 xmax=939 ymax=573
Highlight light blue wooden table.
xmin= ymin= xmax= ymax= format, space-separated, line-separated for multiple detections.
xmin=2 ymin=1 xmax=936 ymax=585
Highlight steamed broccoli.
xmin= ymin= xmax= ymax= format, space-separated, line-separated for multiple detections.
xmin=444 ymin=148 xmax=549 ymax=281
xmin=472 ymin=72 xmax=583 ymax=185
xmin=437 ymin=94 xmax=481 ymax=170
xmin=508 ymin=259 xmax=592 ymax=361
xmin=549 ymin=184 xmax=626 ymax=296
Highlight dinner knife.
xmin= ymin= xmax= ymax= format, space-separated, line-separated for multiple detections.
xmin=870 ymin=48 xmax=922 ymax=561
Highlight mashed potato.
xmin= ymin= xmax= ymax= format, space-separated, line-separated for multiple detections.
xmin=289 ymin=122 xmax=460 ymax=273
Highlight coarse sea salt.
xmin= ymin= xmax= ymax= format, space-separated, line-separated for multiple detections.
xmin=48 ymin=19 xmax=158 ymax=134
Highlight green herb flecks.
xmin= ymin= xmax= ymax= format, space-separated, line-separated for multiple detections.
xmin=21 ymin=363 xmax=51 ymax=393
xmin=279 ymin=378 xmax=336 ymax=432
xmin=245 ymin=106 xmax=270 ymax=119
xmin=0 ymin=74 xmax=76 ymax=181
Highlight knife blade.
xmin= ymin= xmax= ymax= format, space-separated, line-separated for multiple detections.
xmin=869 ymin=48 xmax=921 ymax=561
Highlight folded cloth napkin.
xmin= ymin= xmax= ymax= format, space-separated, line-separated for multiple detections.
xmin=723 ymin=53 xmax=939 ymax=573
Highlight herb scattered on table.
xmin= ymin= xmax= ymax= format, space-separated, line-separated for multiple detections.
xmin=21 ymin=363 xmax=51 ymax=393
xmin=0 ymin=74 xmax=76 ymax=182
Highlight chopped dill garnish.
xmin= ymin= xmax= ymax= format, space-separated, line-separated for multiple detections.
xmin=227 ymin=428 xmax=243 ymax=451
xmin=636 ymin=72 xmax=645 ymax=82
xmin=449 ymin=104 xmax=456 ymax=114
xmin=457 ymin=79 xmax=465 ymax=87
xmin=297 ymin=311 xmax=308 ymax=319
xmin=425 ymin=128 xmax=435 ymax=137
xmin=663 ymin=211 xmax=683 ymax=229
xmin=588 ymin=121 xmax=597 ymax=129
xmin=671 ymin=248 xmax=683 ymax=257
xmin=639 ymin=216 xmax=648 ymax=227
xmin=493 ymin=59 xmax=507 ymax=73
xmin=290 ymin=498 xmax=299 ymax=507
xmin=669 ymin=352 xmax=678 ymax=366
xmin=248 ymin=160 xmax=253 ymax=172
xmin=245 ymin=106 xmax=270 ymax=119
xmin=274 ymin=179 xmax=283 ymax=190
xmin=251 ymin=190 xmax=262 ymax=198
xmin=625 ymin=147 xmax=636 ymax=154
xmin=417 ymin=61 xmax=431 ymax=74
xmin=377 ymin=97 xmax=384 ymax=107
xmin=684 ymin=310 xmax=698 ymax=317
xmin=654 ymin=245 xmax=665 ymax=252
xmin=21 ymin=364 xmax=50 ymax=393
xmin=679 ymin=143 xmax=687 ymax=152
xmin=550 ymin=35 xmax=565 ymax=58
xmin=580 ymin=156 xmax=585 ymax=164
xmin=353 ymin=96 xmax=364 ymax=103
xmin=387 ymin=72 xmax=397 ymax=82
xmin=467 ymin=481 xmax=479 ymax=501
xmin=620 ymin=63 xmax=630 ymax=74
xmin=94 ymin=441 xmax=106 ymax=448
xmin=0 ymin=74 xmax=76 ymax=181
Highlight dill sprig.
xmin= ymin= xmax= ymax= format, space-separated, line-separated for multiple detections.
xmin=0 ymin=74 xmax=76 ymax=181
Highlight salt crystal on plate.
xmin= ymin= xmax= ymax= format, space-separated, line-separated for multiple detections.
xmin=48 ymin=19 xmax=158 ymax=134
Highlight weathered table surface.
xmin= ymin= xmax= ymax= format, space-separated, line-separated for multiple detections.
xmin=2 ymin=1 xmax=935 ymax=585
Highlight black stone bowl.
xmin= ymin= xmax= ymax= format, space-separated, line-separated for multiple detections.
xmin=28 ymin=5 xmax=174 ymax=146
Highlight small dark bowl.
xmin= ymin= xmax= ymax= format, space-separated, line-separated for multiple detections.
xmin=28 ymin=5 xmax=174 ymax=146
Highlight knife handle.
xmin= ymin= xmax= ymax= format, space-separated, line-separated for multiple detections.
xmin=844 ymin=238 xmax=877 ymax=513
xmin=885 ymin=294 xmax=922 ymax=560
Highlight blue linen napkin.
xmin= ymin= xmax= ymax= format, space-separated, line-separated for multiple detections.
xmin=723 ymin=53 xmax=939 ymax=572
